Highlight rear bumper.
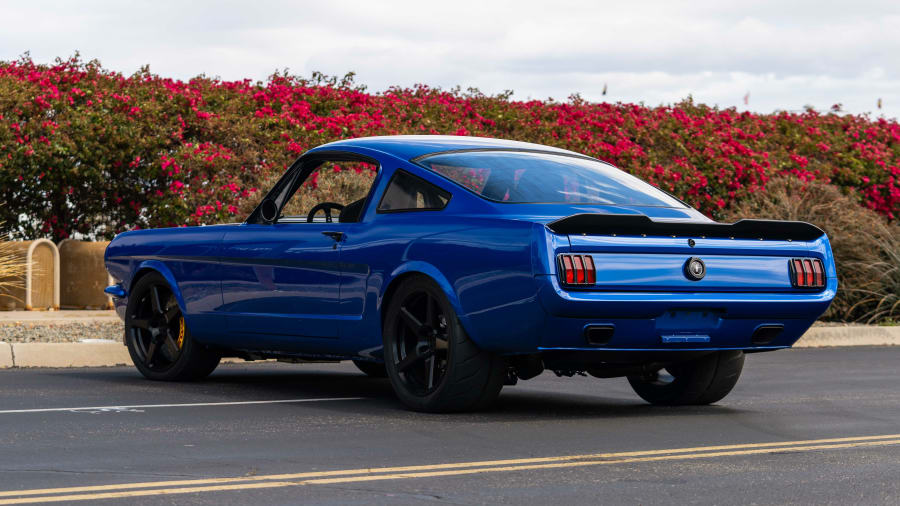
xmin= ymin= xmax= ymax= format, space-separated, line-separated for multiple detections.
xmin=534 ymin=275 xmax=835 ymax=351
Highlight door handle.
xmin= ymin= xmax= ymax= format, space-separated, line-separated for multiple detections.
xmin=322 ymin=231 xmax=344 ymax=242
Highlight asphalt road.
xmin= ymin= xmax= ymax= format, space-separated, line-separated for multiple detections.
xmin=0 ymin=347 xmax=897 ymax=505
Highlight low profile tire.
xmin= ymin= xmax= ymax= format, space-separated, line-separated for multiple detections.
xmin=383 ymin=276 xmax=505 ymax=413
xmin=627 ymin=351 xmax=745 ymax=406
xmin=352 ymin=360 xmax=387 ymax=378
xmin=125 ymin=272 xmax=220 ymax=381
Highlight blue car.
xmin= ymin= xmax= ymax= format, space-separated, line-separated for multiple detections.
xmin=105 ymin=135 xmax=836 ymax=412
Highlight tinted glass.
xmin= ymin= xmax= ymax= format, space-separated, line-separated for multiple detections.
xmin=378 ymin=171 xmax=451 ymax=212
xmin=418 ymin=151 xmax=685 ymax=207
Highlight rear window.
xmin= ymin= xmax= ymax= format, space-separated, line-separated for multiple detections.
xmin=417 ymin=151 xmax=685 ymax=207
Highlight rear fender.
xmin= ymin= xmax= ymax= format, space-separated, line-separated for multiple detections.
xmin=808 ymin=234 xmax=837 ymax=279
xmin=385 ymin=261 xmax=474 ymax=338
xmin=532 ymin=222 xmax=569 ymax=275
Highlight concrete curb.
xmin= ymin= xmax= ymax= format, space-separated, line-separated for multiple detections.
xmin=0 ymin=326 xmax=896 ymax=369
xmin=0 ymin=341 xmax=258 ymax=368
xmin=10 ymin=342 xmax=131 ymax=368
xmin=0 ymin=342 xmax=12 ymax=368
xmin=794 ymin=325 xmax=900 ymax=348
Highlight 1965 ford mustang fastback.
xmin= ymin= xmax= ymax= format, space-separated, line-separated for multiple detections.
xmin=105 ymin=135 xmax=836 ymax=412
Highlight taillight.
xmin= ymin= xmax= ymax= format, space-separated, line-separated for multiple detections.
xmin=572 ymin=255 xmax=585 ymax=283
xmin=561 ymin=255 xmax=574 ymax=284
xmin=583 ymin=255 xmax=596 ymax=284
xmin=811 ymin=259 xmax=823 ymax=286
xmin=789 ymin=258 xmax=825 ymax=288
xmin=558 ymin=254 xmax=595 ymax=286
xmin=792 ymin=259 xmax=804 ymax=286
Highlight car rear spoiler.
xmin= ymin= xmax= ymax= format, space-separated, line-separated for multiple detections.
xmin=546 ymin=213 xmax=825 ymax=241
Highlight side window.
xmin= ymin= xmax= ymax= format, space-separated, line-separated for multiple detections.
xmin=280 ymin=160 xmax=378 ymax=222
xmin=378 ymin=170 xmax=451 ymax=212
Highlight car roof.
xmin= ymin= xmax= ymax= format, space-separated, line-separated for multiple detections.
xmin=308 ymin=135 xmax=590 ymax=161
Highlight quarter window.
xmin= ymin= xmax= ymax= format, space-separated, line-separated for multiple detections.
xmin=378 ymin=170 xmax=451 ymax=212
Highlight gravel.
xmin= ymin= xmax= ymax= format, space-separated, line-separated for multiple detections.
xmin=0 ymin=320 xmax=124 ymax=343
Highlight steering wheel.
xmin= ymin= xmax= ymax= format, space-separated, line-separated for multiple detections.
xmin=307 ymin=202 xmax=345 ymax=223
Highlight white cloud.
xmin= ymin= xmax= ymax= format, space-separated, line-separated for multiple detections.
xmin=0 ymin=0 xmax=897 ymax=118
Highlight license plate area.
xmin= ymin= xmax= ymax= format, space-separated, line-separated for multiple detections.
xmin=660 ymin=334 xmax=711 ymax=344
xmin=655 ymin=309 xmax=724 ymax=343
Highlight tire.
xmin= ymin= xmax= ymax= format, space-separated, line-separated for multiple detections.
xmin=627 ymin=351 xmax=745 ymax=405
xmin=383 ymin=276 xmax=505 ymax=412
xmin=352 ymin=360 xmax=387 ymax=378
xmin=125 ymin=272 xmax=220 ymax=381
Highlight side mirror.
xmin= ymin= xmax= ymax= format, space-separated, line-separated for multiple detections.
xmin=260 ymin=199 xmax=279 ymax=223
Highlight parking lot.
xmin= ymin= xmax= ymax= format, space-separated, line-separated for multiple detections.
xmin=0 ymin=346 xmax=897 ymax=505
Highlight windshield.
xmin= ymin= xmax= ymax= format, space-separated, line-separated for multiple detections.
xmin=417 ymin=151 xmax=685 ymax=208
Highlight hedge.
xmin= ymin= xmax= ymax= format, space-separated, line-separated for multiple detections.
xmin=1 ymin=55 xmax=899 ymax=242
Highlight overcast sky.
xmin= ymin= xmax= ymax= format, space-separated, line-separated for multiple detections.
xmin=2 ymin=0 xmax=898 ymax=118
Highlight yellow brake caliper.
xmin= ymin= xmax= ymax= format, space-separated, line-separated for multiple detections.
xmin=176 ymin=316 xmax=185 ymax=349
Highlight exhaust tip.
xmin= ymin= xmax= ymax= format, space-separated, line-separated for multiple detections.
xmin=751 ymin=324 xmax=784 ymax=345
xmin=584 ymin=325 xmax=615 ymax=346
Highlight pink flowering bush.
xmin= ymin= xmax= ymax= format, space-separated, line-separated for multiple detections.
xmin=1 ymin=55 xmax=899 ymax=242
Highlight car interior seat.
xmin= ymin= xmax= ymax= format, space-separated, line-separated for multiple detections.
xmin=339 ymin=198 xmax=367 ymax=222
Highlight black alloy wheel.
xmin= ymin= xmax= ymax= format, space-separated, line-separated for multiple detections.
xmin=128 ymin=282 xmax=184 ymax=372
xmin=125 ymin=272 xmax=220 ymax=381
xmin=383 ymin=276 xmax=505 ymax=412
xmin=390 ymin=289 xmax=450 ymax=395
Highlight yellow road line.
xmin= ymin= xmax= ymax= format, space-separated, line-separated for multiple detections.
xmin=3 ymin=439 xmax=899 ymax=504
xmin=1 ymin=434 xmax=898 ymax=504
xmin=300 ymin=439 xmax=900 ymax=485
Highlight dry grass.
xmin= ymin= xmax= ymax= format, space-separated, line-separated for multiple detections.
xmin=846 ymin=233 xmax=900 ymax=323
xmin=0 ymin=228 xmax=26 ymax=301
xmin=723 ymin=177 xmax=900 ymax=323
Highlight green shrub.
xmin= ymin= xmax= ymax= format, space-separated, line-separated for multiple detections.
xmin=2 ymin=56 xmax=899 ymax=323
xmin=1 ymin=56 xmax=899 ymax=242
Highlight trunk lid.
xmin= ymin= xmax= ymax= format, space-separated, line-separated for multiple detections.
xmin=549 ymin=213 xmax=824 ymax=293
